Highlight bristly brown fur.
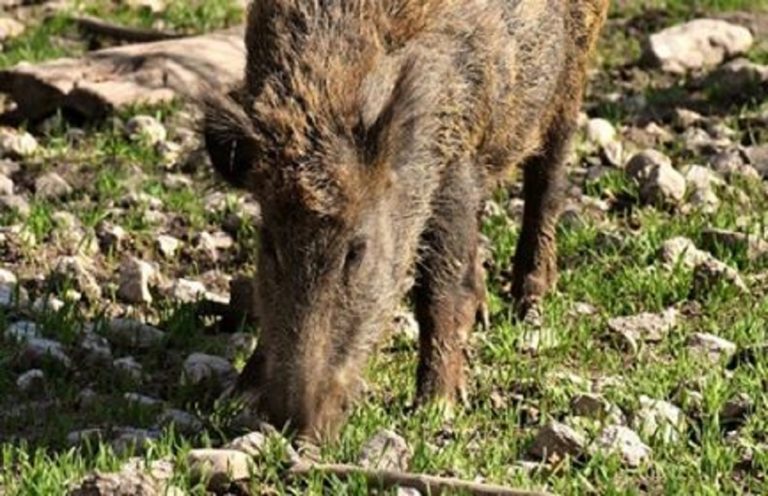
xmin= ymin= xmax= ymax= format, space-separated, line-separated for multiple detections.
xmin=204 ymin=0 xmax=610 ymax=440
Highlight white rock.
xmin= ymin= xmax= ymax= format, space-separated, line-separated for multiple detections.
xmin=80 ymin=331 xmax=113 ymax=364
xmin=658 ymin=237 xmax=712 ymax=269
xmin=125 ymin=115 xmax=167 ymax=145
xmin=107 ymin=319 xmax=165 ymax=349
xmin=5 ymin=320 xmax=40 ymax=341
xmin=626 ymin=149 xmax=672 ymax=181
xmin=226 ymin=332 xmax=258 ymax=361
xmin=225 ymin=431 xmax=268 ymax=457
xmin=646 ymin=19 xmax=754 ymax=74
xmin=113 ymin=356 xmax=144 ymax=382
xmin=0 ymin=194 xmax=30 ymax=216
xmin=692 ymin=258 xmax=748 ymax=296
xmin=571 ymin=393 xmax=625 ymax=424
xmin=96 ymin=221 xmax=127 ymax=252
xmin=607 ymin=308 xmax=678 ymax=352
xmin=32 ymin=295 xmax=65 ymax=314
xmin=156 ymin=234 xmax=181 ymax=258
xmin=0 ymin=268 xmax=16 ymax=284
xmin=585 ymin=118 xmax=617 ymax=148
xmin=171 ymin=278 xmax=207 ymax=303
xmin=0 ymin=173 xmax=13 ymax=195
xmin=156 ymin=408 xmax=203 ymax=434
xmin=0 ymin=17 xmax=25 ymax=41
xmin=35 ymin=172 xmax=72 ymax=200
xmin=0 ymin=128 xmax=38 ymax=157
xmin=16 ymin=369 xmax=45 ymax=393
xmin=633 ymin=396 xmax=685 ymax=444
xmin=358 ymin=429 xmax=412 ymax=472
xmin=19 ymin=337 xmax=72 ymax=369
xmin=181 ymin=353 xmax=236 ymax=387
xmin=594 ymin=425 xmax=651 ymax=467
xmin=52 ymin=256 xmax=101 ymax=301
xmin=124 ymin=392 xmax=163 ymax=408
xmin=391 ymin=308 xmax=419 ymax=341
xmin=686 ymin=332 xmax=737 ymax=363
xmin=118 ymin=257 xmax=156 ymax=304
xmin=641 ymin=162 xmax=686 ymax=206
xmin=187 ymin=449 xmax=252 ymax=489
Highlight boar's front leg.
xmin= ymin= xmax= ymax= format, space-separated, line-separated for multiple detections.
xmin=413 ymin=163 xmax=484 ymax=407
xmin=510 ymin=117 xmax=573 ymax=318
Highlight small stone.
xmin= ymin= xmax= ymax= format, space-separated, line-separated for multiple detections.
xmin=80 ymin=331 xmax=113 ymax=365
xmin=594 ymin=425 xmax=651 ymax=467
xmin=607 ymin=308 xmax=677 ymax=352
xmin=721 ymin=393 xmax=753 ymax=429
xmin=585 ymin=118 xmax=617 ymax=148
xmin=66 ymin=428 xmax=104 ymax=446
xmin=113 ymin=356 xmax=144 ymax=382
xmin=0 ymin=128 xmax=38 ymax=158
xmin=51 ymin=256 xmax=102 ymax=301
xmin=124 ymin=0 xmax=166 ymax=13
xmin=118 ymin=257 xmax=156 ymax=304
xmin=68 ymin=466 xmax=158 ymax=495
xmin=107 ymin=318 xmax=165 ymax=349
xmin=196 ymin=231 xmax=234 ymax=261
xmin=156 ymin=408 xmax=203 ymax=434
xmin=162 ymin=173 xmax=193 ymax=190
xmin=35 ymin=172 xmax=72 ymax=200
xmin=626 ymin=149 xmax=672 ymax=182
xmin=18 ymin=337 xmax=72 ymax=369
xmin=571 ymin=393 xmax=625 ymax=424
xmin=110 ymin=427 xmax=160 ymax=456
xmin=32 ymin=295 xmax=66 ymax=314
xmin=5 ymin=320 xmax=41 ymax=341
xmin=170 ymin=278 xmax=206 ymax=303
xmin=673 ymin=108 xmax=704 ymax=129
xmin=124 ymin=392 xmax=163 ymax=408
xmin=225 ymin=431 xmax=268 ymax=457
xmin=125 ymin=115 xmax=167 ymax=146
xmin=707 ymin=58 xmax=768 ymax=99
xmin=156 ymin=234 xmax=181 ymax=258
xmin=358 ymin=429 xmax=412 ymax=472
xmin=709 ymin=150 xmax=759 ymax=180
xmin=96 ymin=221 xmax=127 ymax=253
xmin=0 ymin=195 xmax=30 ymax=216
xmin=0 ymin=268 xmax=16 ymax=284
xmin=641 ymin=162 xmax=686 ymax=206
xmin=180 ymin=353 xmax=236 ymax=387
xmin=686 ymin=333 xmax=737 ymax=363
xmin=518 ymin=327 xmax=560 ymax=354
xmin=16 ymin=369 xmax=45 ymax=393
xmin=682 ymin=128 xmax=732 ymax=156
xmin=0 ymin=173 xmax=13 ymax=195
xmin=187 ymin=449 xmax=252 ymax=490
xmin=692 ymin=258 xmax=748 ymax=296
xmin=0 ymin=17 xmax=25 ymax=41
xmin=701 ymin=228 xmax=768 ymax=262
xmin=529 ymin=421 xmax=587 ymax=461
xmin=645 ymin=19 xmax=754 ymax=74
xmin=76 ymin=388 xmax=98 ymax=409
xmin=391 ymin=308 xmax=419 ymax=341
xmin=226 ymin=332 xmax=258 ymax=361
xmin=633 ymin=396 xmax=685 ymax=444
xmin=658 ymin=237 xmax=711 ymax=269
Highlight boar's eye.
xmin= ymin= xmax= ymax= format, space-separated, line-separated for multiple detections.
xmin=343 ymin=238 xmax=367 ymax=274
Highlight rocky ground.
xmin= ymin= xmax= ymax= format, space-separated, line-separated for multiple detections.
xmin=0 ymin=0 xmax=768 ymax=494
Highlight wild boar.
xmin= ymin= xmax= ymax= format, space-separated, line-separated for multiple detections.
xmin=204 ymin=0 xmax=609 ymax=439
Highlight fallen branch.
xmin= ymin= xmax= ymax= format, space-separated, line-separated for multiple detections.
xmin=287 ymin=461 xmax=554 ymax=496
xmin=71 ymin=15 xmax=184 ymax=43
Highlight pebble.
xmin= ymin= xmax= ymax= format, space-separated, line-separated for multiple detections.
xmin=529 ymin=421 xmax=586 ymax=461
xmin=358 ymin=429 xmax=412 ymax=472
xmin=180 ymin=353 xmax=236 ymax=387
xmin=187 ymin=449 xmax=252 ymax=490
xmin=607 ymin=308 xmax=678 ymax=352
xmin=686 ymin=332 xmax=737 ymax=363
xmin=594 ymin=425 xmax=651 ymax=467
xmin=106 ymin=318 xmax=165 ymax=349
xmin=113 ymin=356 xmax=144 ymax=382
xmin=16 ymin=369 xmax=45 ymax=393
xmin=633 ymin=396 xmax=685 ymax=444
xmin=125 ymin=115 xmax=167 ymax=146
xmin=117 ymin=257 xmax=156 ymax=304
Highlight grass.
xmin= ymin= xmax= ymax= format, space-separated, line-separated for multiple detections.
xmin=1 ymin=0 xmax=768 ymax=495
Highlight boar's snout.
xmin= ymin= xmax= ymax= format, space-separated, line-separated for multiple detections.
xmin=239 ymin=331 xmax=361 ymax=441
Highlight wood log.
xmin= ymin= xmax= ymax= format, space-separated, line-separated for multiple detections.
xmin=0 ymin=26 xmax=245 ymax=122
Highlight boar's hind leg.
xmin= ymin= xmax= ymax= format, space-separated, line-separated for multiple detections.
xmin=414 ymin=164 xmax=483 ymax=407
xmin=510 ymin=118 xmax=572 ymax=318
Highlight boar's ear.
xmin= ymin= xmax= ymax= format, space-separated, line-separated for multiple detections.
xmin=359 ymin=54 xmax=433 ymax=169
xmin=202 ymin=89 xmax=261 ymax=190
